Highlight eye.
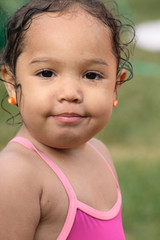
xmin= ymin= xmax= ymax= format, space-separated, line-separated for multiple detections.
xmin=84 ymin=72 xmax=103 ymax=80
xmin=37 ymin=70 xmax=55 ymax=78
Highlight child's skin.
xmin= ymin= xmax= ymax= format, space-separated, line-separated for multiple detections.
xmin=0 ymin=6 xmax=126 ymax=240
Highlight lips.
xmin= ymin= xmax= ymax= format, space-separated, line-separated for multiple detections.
xmin=53 ymin=112 xmax=86 ymax=124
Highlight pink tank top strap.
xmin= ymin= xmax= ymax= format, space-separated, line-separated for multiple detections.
xmin=9 ymin=137 xmax=77 ymax=240
xmin=87 ymin=141 xmax=120 ymax=189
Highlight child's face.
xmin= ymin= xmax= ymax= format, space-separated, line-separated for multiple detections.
xmin=12 ymin=8 xmax=124 ymax=148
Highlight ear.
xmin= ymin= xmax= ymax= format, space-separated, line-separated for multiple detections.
xmin=1 ymin=65 xmax=17 ymax=100
xmin=115 ymin=69 xmax=127 ymax=92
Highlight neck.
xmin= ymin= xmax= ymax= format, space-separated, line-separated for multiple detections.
xmin=17 ymin=125 xmax=87 ymax=155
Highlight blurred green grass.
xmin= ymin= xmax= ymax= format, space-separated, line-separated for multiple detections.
xmin=0 ymin=0 xmax=160 ymax=239
xmin=117 ymin=159 xmax=160 ymax=240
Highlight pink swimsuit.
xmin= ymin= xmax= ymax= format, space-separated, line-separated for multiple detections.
xmin=10 ymin=137 xmax=126 ymax=240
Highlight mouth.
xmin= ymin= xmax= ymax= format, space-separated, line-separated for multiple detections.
xmin=53 ymin=112 xmax=86 ymax=124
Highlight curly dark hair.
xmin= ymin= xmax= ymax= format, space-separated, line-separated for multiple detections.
xmin=0 ymin=0 xmax=135 ymax=124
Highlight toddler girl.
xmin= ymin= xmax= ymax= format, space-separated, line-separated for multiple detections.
xmin=0 ymin=0 xmax=134 ymax=239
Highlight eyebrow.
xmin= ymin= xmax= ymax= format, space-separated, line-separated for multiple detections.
xmin=85 ymin=59 xmax=108 ymax=66
xmin=30 ymin=58 xmax=57 ymax=65
xmin=30 ymin=57 xmax=108 ymax=66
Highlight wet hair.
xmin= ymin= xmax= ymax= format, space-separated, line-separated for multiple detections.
xmin=0 ymin=0 xmax=135 ymax=124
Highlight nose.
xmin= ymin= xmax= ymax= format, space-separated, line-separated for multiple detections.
xmin=56 ymin=78 xmax=83 ymax=103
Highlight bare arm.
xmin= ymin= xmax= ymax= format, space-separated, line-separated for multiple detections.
xmin=0 ymin=151 xmax=41 ymax=240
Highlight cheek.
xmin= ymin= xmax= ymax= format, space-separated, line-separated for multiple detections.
xmin=90 ymin=88 xmax=114 ymax=110
xmin=18 ymin=90 xmax=46 ymax=121
xmin=89 ymin=95 xmax=113 ymax=122
xmin=89 ymin=99 xmax=113 ymax=136
xmin=19 ymin=82 xmax=48 ymax=106
xmin=91 ymin=88 xmax=114 ymax=127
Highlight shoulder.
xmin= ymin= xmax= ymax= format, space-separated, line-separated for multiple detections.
xmin=0 ymin=142 xmax=41 ymax=239
xmin=89 ymin=138 xmax=118 ymax=179
xmin=0 ymin=142 xmax=41 ymax=181
xmin=0 ymin=142 xmax=43 ymax=203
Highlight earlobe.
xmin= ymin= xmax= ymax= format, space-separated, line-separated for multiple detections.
xmin=1 ymin=65 xmax=16 ymax=99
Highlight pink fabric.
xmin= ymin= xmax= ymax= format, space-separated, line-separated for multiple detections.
xmin=9 ymin=137 xmax=126 ymax=240
xmin=67 ymin=209 xmax=125 ymax=240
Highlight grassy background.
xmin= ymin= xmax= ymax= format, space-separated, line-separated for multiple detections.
xmin=0 ymin=0 xmax=160 ymax=239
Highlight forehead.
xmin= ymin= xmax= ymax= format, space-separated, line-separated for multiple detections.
xmin=28 ymin=7 xmax=110 ymax=33
xmin=24 ymin=8 xmax=112 ymax=46
xmin=20 ymin=7 xmax=116 ymax=64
